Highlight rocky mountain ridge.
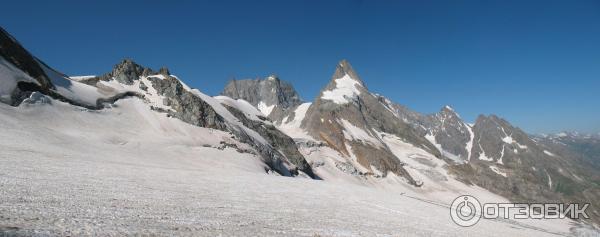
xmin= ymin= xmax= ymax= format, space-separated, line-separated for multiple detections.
xmin=222 ymin=59 xmax=600 ymax=224
xmin=2 ymin=25 xmax=599 ymax=226
xmin=0 ymin=26 xmax=315 ymax=179
xmin=221 ymin=75 xmax=303 ymax=122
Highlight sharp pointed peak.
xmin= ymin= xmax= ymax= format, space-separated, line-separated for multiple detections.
xmin=337 ymin=59 xmax=352 ymax=68
xmin=115 ymin=58 xmax=138 ymax=66
xmin=265 ymin=74 xmax=280 ymax=81
xmin=112 ymin=58 xmax=146 ymax=73
xmin=334 ymin=59 xmax=356 ymax=76
xmin=158 ymin=67 xmax=170 ymax=76
xmin=108 ymin=58 xmax=152 ymax=84
xmin=438 ymin=105 xmax=463 ymax=120
xmin=441 ymin=105 xmax=455 ymax=112
xmin=332 ymin=59 xmax=365 ymax=86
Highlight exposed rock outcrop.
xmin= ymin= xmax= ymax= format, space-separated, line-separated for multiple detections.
xmin=221 ymin=75 xmax=302 ymax=121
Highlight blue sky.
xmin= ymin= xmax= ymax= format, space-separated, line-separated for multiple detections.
xmin=2 ymin=0 xmax=599 ymax=133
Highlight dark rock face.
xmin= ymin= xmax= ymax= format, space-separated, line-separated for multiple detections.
xmin=21 ymin=91 xmax=52 ymax=105
xmin=158 ymin=67 xmax=170 ymax=76
xmin=111 ymin=59 xmax=146 ymax=85
xmin=0 ymin=27 xmax=55 ymax=105
xmin=427 ymin=107 xmax=472 ymax=160
xmin=471 ymin=115 xmax=520 ymax=163
xmin=149 ymin=76 xmax=226 ymax=129
xmin=0 ymin=27 xmax=53 ymax=91
xmin=446 ymin=114 xmax=600 ymax=224
xmin=378 ymin=98 xmax=473 ymax=162
xmin=535 ymin=132 xmax=600 ymax=168
xmin=221 ymin=75 xmax=302 ymax=121
xmin=0 ymin=27 xmax=143 ymax=109
xmin=145 ymin=75 xmax=314 ymax=176
xmin=331 ymin=60 xmax=364 ymax=86
xmin=532 ymin=133 xmax=600 ymax=224
xmin=378 ymin=92 xmax=600 ymax=224
xmin=223 ymin=104 xmax=316 ymax=178
xmin=85 ymin=59 xmax=152 ymax=86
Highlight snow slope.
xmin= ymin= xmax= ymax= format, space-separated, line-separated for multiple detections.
xmin=321 ymin=74 xmax=362 ymax=104
xmin=257 ymin=101 xmax=275 ymax=116
xmin=0 ymin=97 xmax=587 ymax=236
xmin=215 ymin=95 xmax=268 ymax=122
xmin=277 ymin=102 xmax=314 ymax=140
xmin=38 ymin=60 xmax=110 ymax=106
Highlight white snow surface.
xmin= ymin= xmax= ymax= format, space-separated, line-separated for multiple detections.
xmin=257 ymin=101 xmax=275 ymax=116
xmin=544 ymin=150 xmax=557 ymax=157
xmin=147 ymin=74 xmax=166 ymax=80
xmin=189 ymin=89 xmax=268 ymax=145
xmin=465 ymin=122 xmax=475 ymax=160
xmin=321 ymin=74 xmax=361 ymax=104
xmin=516 ymin=142 xmax=528 ymax=149
xmin=498 ymin=145 xmax=505 ymax=164
xmin=277 ymin=102 xmax=314 ymax=140
xmin=68 ymin=75 xmax=96 ymax=81
xmin=339 ymin=118 xmax=382 ymax=147
xmin=97 ymin=75 xmax=269 ymax=145
xmin=425 ymin=133 xmax=465 ymax=164
xmin=502 ymin=135 xmax=514 ymax=144
xmin=489 ymin=165 xmax=508 ymax=177
xmin=0 ymin=57 xmax=117 ymax=107
xmin=499 ymin=128 xmax=528 ymax=150
xmin=215 ymin=95 xmax=268 ymax=122
xmin=477 ymin=140 xmax=494 ymax=162
xmin=98 ymin=75 xmax=172 ymax=111
xmin=38 ymin=60 xmax=109 ymax=106
xmin=0 ymin=96 xmax=592 ymax=236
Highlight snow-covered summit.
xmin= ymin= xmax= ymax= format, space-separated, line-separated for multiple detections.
xmin=320 ymin=73 xmax=362 ymax=104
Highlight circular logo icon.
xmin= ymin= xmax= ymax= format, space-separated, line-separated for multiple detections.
xmin=450 ymin=195 xmax=482 ymax=227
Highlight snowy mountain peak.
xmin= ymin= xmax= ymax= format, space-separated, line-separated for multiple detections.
xmin=320 ymin=73 xmax=362 ymax=104
xmin=332 ymin=59 xmax=364 ymax=86
xmin=298 ymin=60 xmax=441 ymax=185
xmin=319 ymin=60 xmax=368 ymax=105
xmin=440 ymin=105 xmax=461 ymax=118
xmin=442 ymin=105 xmax=454 ymax=112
